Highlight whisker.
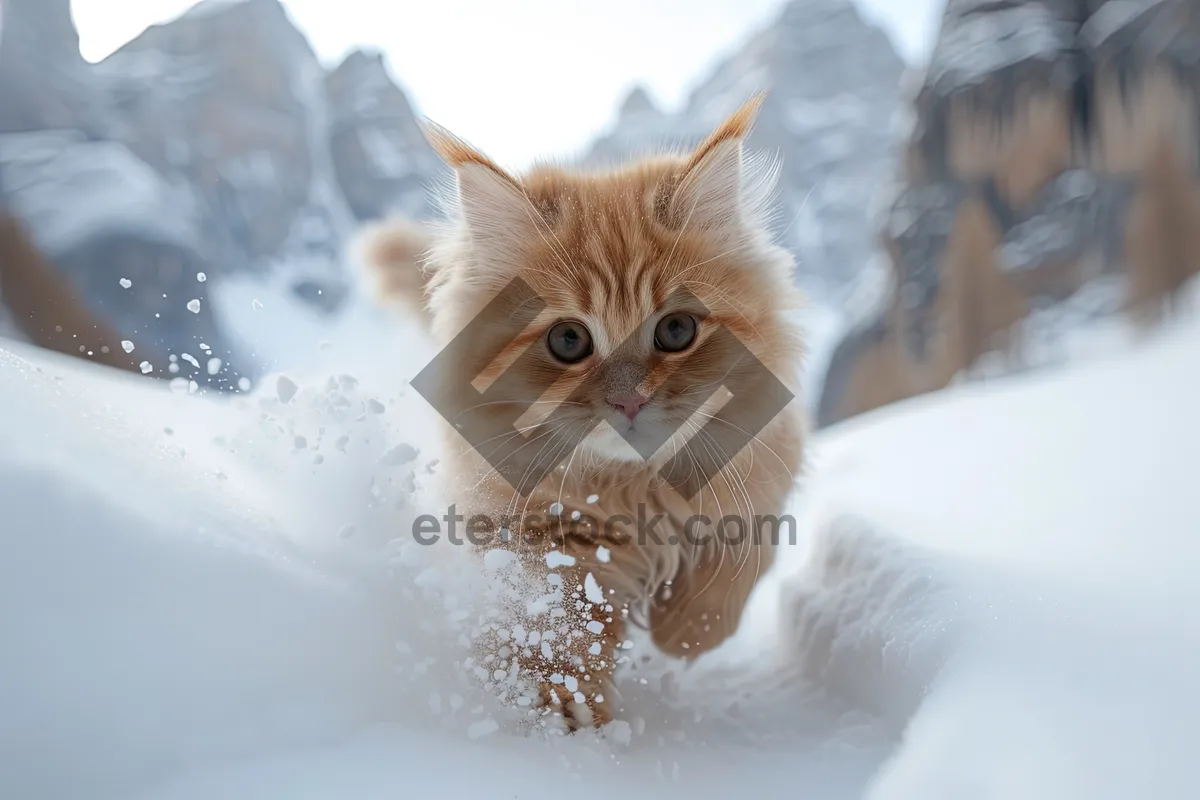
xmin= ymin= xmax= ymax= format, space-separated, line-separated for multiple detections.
xmin=450 ymin=399 xmax=588 ymax=421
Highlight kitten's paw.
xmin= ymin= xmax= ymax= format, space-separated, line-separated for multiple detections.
xmin=538 ymin=676 xmax=613 ymax=731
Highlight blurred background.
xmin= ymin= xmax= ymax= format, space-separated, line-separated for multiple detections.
xmin=0 ymin=0 xmax=1196 ymax=424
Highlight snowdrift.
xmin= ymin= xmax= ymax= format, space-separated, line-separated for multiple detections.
xmin=1 ymin=298 xmax=1197 ymax=799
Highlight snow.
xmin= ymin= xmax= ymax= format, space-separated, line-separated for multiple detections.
xmin=1 ymin=274 xmax=1198 ymax=798
xmin=0 ymin=130 xmax=201 ymax=257
xmin=782 ymin=299 xmax=1200 ymax=798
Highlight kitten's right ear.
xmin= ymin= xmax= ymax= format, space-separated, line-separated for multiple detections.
xmin=662 ymin=92 xmax=765 ymax=237
xmin=421 ymin=120 xmax=542 ymax=251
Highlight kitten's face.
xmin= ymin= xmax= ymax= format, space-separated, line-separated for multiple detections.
xmin=426 ymin=96 xmax=801 ymax=472
xmin=486 ymin=215 xmax=793 ymax=467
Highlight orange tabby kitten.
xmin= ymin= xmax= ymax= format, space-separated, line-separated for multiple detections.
xmin=358 ymin=94 xmax=806 ymax=730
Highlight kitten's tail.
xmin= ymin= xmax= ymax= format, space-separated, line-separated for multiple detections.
xmin=352 ymin=215 xmax=437 ymax=330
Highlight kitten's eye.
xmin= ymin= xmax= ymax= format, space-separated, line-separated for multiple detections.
xmin=546 ymin=320 xmax=593 ymax=364
xmin=654 ymin=312 xmax=698 ymax=353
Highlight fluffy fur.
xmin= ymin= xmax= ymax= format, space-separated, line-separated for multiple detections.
xmin=359 ymin=95 xmax=806 ymax=730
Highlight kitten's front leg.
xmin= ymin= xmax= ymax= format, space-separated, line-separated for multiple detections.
xmin=531 ymin=558 xmax=625 ymax=732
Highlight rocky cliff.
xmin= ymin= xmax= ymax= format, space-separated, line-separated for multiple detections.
xmin=817 ymin=0 xmax=1200 ymax=428
xmin=0 ymin=0 xmax=443 ymax=388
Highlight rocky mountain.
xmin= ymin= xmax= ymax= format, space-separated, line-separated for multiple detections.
xmin=587 ymin=0 xmax=909 ymax=302
xmin=0 ymin=0 xmax=444 ymax=388
xmin=1 ymin=0 xmax=910 ymax=387
xmin=816 ymin=0 xmax=1200 ymax=428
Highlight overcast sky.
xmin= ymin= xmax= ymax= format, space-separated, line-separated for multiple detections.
xmin=70 ymin=0 xmax=943 ymax=169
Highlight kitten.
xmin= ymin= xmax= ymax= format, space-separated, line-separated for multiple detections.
xmin=358 ymin=94 xmax=806 ymax=730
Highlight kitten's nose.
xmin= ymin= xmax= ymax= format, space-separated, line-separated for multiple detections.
xmin=608 ymin=393 xmax=649 ymax=421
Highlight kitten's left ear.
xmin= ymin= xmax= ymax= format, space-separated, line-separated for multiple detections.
xmin=665 ymin=92 xmax=766 ymax=233
xmin=420 ymin=120 xmax=548 ymax=256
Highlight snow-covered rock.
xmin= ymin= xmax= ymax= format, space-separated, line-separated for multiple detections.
xmin=0 ymin=0 xmax=443 ymax=381
xmin=0 ymin=131 xmax=249 ymax=389
xmin=94 ymin=0 xmax=442 ymax=280
xmin=97 ymin=0 xmax=342 ymax=268
xmin=0 ymin=131 xmax=199 ymax=256
xmin=0 ymin=0 xmax=103 ymax=135
xmin=326 ymin=49 xmax=447 ymax=223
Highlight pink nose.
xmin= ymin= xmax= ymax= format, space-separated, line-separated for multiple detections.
xmin=608 ymin=393 xmax=649 ymax=421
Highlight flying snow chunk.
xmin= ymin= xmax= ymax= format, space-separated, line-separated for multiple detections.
xmin=586 ymin=494 xmax=600 ymax=504
xmin=120 ymin=340 xmax=135 ymax=353
xmin=139 ymin=361 xmax=153 ymax=374
xmin=546 ymin=551 xmax=576 ymax=568
xmin=118 ymin=278 xmax=132 ymax=289
xmin=571 ymin=510 xmax=582 ymax=521
xmin=549 ymin=502 xmax=564 ymax=517
xmin=466 ymin=719 xmax=499 ymax=740
xmin=238 ymin=377 xmax=252 ymax=392
xmin=251 ymin=298 xmax=263 ymax=311
xmin=608 ymin=720 xmax=633 ymax=745
xmin=564 ymin=675 xmax=579 ymax=693
xmin=181 ymin=353 xmax=200 ymax=369
xmin=584 ymin=572 xmax=604 ymax=604
xmin=585 ymin=620 xmax=605 ymax=634
xmin=186 ymin=299 xmax=201 ymax=314
xmin=596 ymin=546 xmax=611 ymax=563
xmin=196 ymin=272 xmax=207 ymax=282
xmin=276 ymin=375 xmax=299 ymax=404
xmin=207 ymin=357 xmax=222 ymax=376
xmin=381 ymin=443 xmax=419 ymax=466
